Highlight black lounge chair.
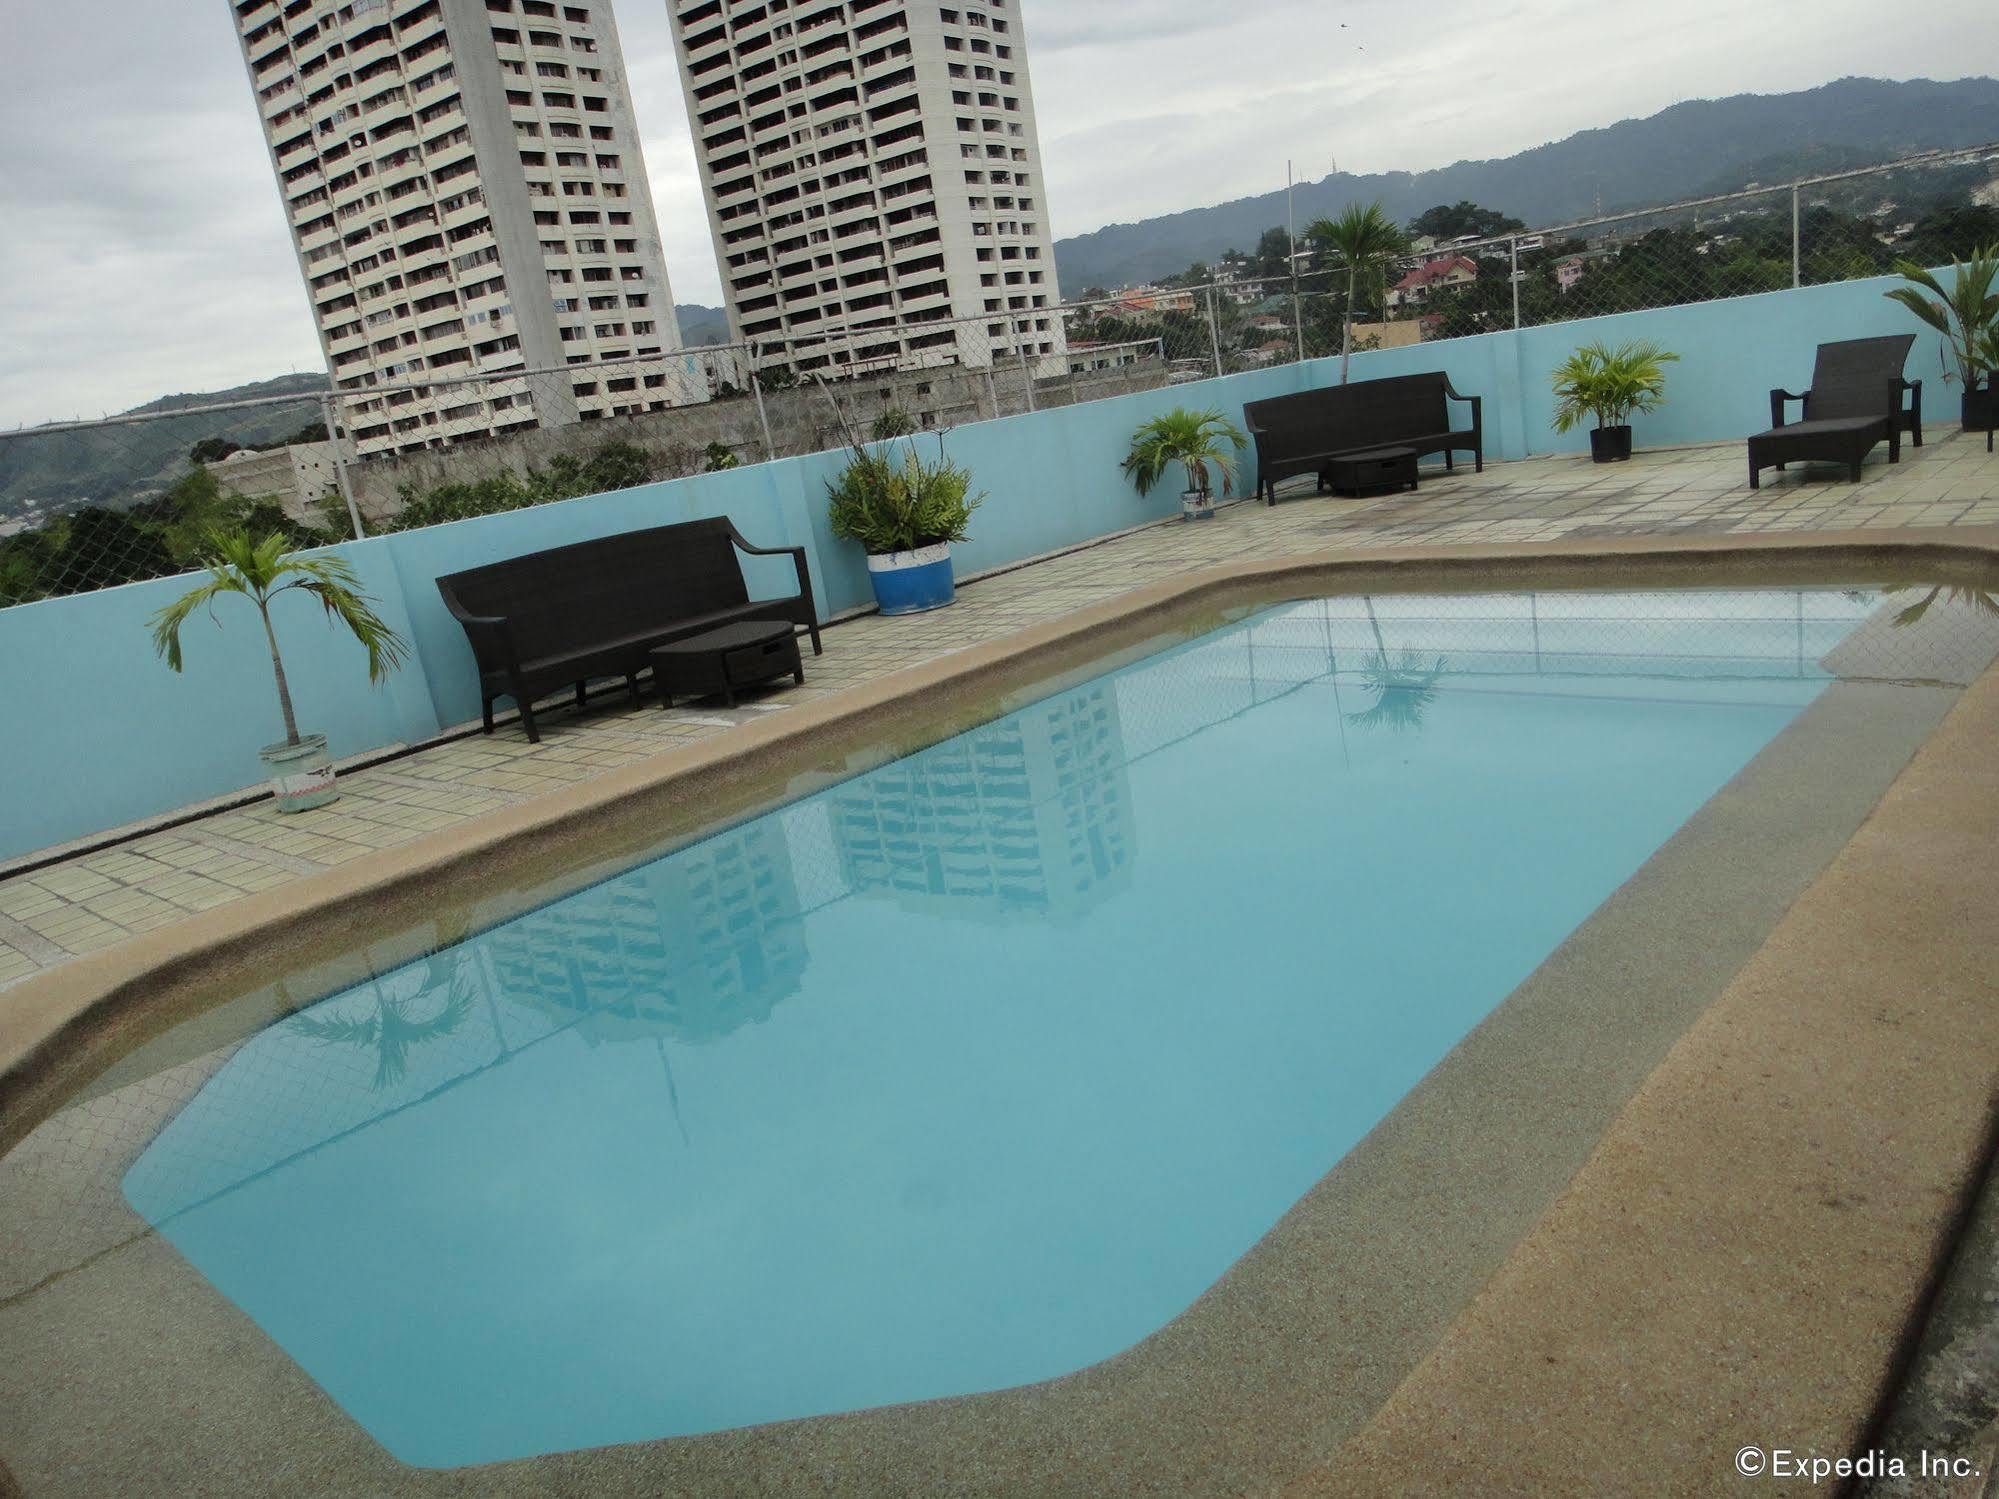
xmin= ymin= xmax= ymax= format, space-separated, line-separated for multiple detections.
xmin=1746 ymin=335 xmax=1922 ymax=488
xmin=436 ymin=517 xmax=819 ymax=743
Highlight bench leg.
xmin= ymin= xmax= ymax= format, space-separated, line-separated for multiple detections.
xmin=627 ymin=673 xmax=641 ymax=702
xmin=808 ymin=624 xmax=823 ymax=656
xmin=1748 ymin=458 xmax=1760 ymax=490
xmin=795 ymin=664 xmax=807 ymax=686
xmin=575 ymin=681 xmax=588 ymax=708
xmin=481 ymin=697 xmax=494 ymax=735
xmin=720 ymin=680 xmax=737 ymax=709
xmin=1444 ymin=451 xmax=1454 ymax=472
xmin=518 ymin=700 xmax=542 ymax=745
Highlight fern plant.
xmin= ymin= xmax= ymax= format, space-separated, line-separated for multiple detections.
xmin=1550 ymin=340 xmax=1680 ymax=432
xmin=150 ymin=529 xmax=408 ymax=747
xmin=826 ymin=441 xmax=982 ymax=555
xmin=1122 ymin=408 xmax=1248 ymax=500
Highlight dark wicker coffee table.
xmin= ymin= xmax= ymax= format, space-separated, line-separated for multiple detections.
xmin=651 ymin=620 xmax=804 ymax=709
xmin=1326 ymin=446 xmax=1418 ymax=497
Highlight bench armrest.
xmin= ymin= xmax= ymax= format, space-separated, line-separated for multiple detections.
xmin=442 ymin=605 xmax=520 ymax=670
xmin=1901 ymin=377 xmax=1923 ymax=426
xmin=1440 ymin=379 xmax=1482 ymax=439
xmin=728 ymin=531 xmax=818 ymax=624
xmin=1770 ymin=388 xmax=1806 ymax=428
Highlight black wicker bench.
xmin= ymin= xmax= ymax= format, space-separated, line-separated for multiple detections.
xmin=436 ymin=517 xmax=820 ymax=743
xmin=1747 ymin=334 xmax=1922 ymax=488
xmin=1244 ymin=372 xmax=1482 ymax=505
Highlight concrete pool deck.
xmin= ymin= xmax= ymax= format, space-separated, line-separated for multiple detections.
xmin=2 ymin=432 xmax=1997 ymax=990
xmin=3 ymin=438 xmax=1999 ymax=1495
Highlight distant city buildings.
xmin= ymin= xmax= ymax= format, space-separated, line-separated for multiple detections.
xmin=229 ymin=0 xmax=692 ymax=460
xmin=665 ymin=0 xmax=1066 ymax=378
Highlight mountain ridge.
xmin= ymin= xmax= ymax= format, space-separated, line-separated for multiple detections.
xmin=1051 ymin=76 xmax=1999 ymax=291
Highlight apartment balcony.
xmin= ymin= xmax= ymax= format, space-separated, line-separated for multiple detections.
xmin=377 ymin=150 xmax=428 ymax=190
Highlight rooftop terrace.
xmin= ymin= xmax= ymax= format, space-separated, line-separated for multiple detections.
xmin=4 ymin=431 xmax=1996 ymax=989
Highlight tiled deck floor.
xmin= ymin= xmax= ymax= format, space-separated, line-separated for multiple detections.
xmin=4 ymin=432 xmax=1996 ymax=990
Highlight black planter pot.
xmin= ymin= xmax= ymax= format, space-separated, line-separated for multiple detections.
xmin=1961 ymin=380 xmax=1997 ymax=434
xmin=1589 ymin=424 xmax=1634 ymax=463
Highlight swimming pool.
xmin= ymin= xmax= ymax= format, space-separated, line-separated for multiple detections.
xmin=114 ymin=588 xmax=1886 ymax=1467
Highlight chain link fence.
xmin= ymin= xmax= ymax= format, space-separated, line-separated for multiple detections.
xmin=4 ymin=144 xmax=1996 ymax=610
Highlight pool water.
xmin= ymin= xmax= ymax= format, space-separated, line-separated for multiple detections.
xmin=123 ymin=590 xmax=1871 ymax=1467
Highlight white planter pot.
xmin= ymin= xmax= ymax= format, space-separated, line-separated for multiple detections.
xmin=1181 ymin=489 xmax=1215 ymax=521
xmin=260 ymin=733 xmax=338 ymax=813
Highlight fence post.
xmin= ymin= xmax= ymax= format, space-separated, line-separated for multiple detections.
xmin=319 ymin=392 xmax=365 ymax=541
xmin=1292 ymin=278 xmax=1305 ymax=365
xmin=1206 ymin=283 xmax=1224 ymax=379
xmin=1509 ymin=236 xmax=1521 ymax=331
xmin=1799 ymin=186 xmax=1815 ymax=289
xmin=984 ymin=361 xmax=1001 ymax=421
xmin=1017 ymin=325 xmax=1036 ymax=414
xmin=747 ymin=343 xmax=776 ymax=461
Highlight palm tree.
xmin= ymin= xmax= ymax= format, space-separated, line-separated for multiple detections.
xmin=1303 ymin=202 xmax=1411 ymax=384
xmin=1883 ymin=246 xmax=1999 ymax=391
xmin=150 ymin=529 xmax=408 ymax=747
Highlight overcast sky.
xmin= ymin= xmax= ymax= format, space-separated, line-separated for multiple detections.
xmin=0 ymin=0 xmax=1987 ymax=428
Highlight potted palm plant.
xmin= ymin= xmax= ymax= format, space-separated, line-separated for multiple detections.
xmin=827 ymin=436 xmax=982 ymax=615
xmin=1122 ymin=407 xmax=1249 ymax=520
xmin=1884 ymin=246 xmax=1999 ymax=430
xmin=150 ymin=529 xmax=409 ymax=812
xmin=1550 ymin=340 xmax=1679 ymax=462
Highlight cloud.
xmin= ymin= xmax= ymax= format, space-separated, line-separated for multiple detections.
xmin=0 ymin=0 xmax=1987 ymax=427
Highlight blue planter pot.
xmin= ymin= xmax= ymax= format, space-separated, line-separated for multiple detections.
xmin=866 ymin=543 xmax=956 ymax=615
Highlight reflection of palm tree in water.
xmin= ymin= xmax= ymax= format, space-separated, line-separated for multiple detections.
xmin=286 ymin=954 xmax=475 ymax=1089
xmin=1347 ymin=596 xmax=1448 ymax=733
xmin=1885 ymin=583 xmax=1999 ymax=628
xmin=1347 ymin=651 xmax=1448 ymax=733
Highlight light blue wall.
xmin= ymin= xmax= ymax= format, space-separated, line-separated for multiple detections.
xmin=0 ymin=271 xmax=1941 ymax=861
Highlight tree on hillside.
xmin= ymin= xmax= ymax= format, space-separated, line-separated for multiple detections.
xmin=1409 ymin=202 xmax=1526 ymax=243
xmin=1254 ymin=225 xmax=1294 ymax=278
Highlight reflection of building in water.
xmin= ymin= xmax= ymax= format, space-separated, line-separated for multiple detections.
xmin=486 ymin=818 xmax=808 ymax=1045
xmin=831 ymin=685 xmax=1134 ymax=921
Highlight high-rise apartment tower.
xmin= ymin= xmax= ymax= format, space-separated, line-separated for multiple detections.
xmin=230 ymin=0 xmax=690 ymax=458
xmin=667 ymin=0 xmax=1064 ymax=376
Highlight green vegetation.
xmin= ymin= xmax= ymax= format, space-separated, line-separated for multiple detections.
xmin=826 ymin=437 xmax=982 ymax=555
xmin=704 ymin=441 xmax=742 ymax=471
xmin=1883 ymin=246 xmax=1999 ymax=389
xmin=1120 ymin=408 xmax=1248 ymax=500
xmin=1550 ymin=340 xmax=1680 ymax=433
xmin=1302 ymin=202 xmax=1411 ymax=382
xmin=1410 ymin=202 xmax=1526 ymax=242
xmin=379 ymin=442 xmax=671 ymax=532
xmin=870 ymin=406 xmax=918 ymax=441
xmin=0 ymin=465 xmax=332 ymax=606
xmin=149 ymin=528 xmax=408 ymax=748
